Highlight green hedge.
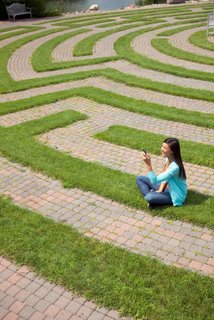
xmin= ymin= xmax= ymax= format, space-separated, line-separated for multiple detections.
xmin=0 ymin=0 xmax=57 ymax=20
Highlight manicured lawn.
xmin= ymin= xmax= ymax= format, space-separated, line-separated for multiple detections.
xmin=1 ymin=196 xmax=214 ymax=320
xmin=94 ymin=125 xmax=214 ymax=168
xmin=0 ymin=111 xmax=213 ymax=228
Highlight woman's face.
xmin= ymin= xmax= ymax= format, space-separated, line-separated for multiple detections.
xmin=161 ymin=143 xmax=173 ymax=158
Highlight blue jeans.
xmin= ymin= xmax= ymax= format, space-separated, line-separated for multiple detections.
xmin=136 ymin=176 xmax=173 ymax=206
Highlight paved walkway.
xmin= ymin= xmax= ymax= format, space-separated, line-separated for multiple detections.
xmin=0 ymin=257 xmax=131 ymax=320
xmin=0 ymin=2 xmax=214 ymax=319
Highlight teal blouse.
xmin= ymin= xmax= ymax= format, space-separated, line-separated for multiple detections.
xmin=148 ymin=161 xmax=187 ymax=206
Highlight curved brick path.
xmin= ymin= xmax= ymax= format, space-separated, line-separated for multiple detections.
xmin=0 ymin=4 xmax=214 ymax=318
xmin=0 ymin=77 xmax=213 ymax=114
xmin=169 ymin=26 xmax=214 ymax=58
xmin=0 ymin=97 xmax=213 ymax=194
xmin=132 ymin=27 xmax=214 ymax=73
xmin=0 ymin=257 xmax=131 ymax=320
xmin=0 ymin=156 xmax=214 ymax=277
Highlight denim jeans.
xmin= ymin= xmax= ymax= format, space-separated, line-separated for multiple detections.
xmin=136 ymin=176 xmax=173 ymax=206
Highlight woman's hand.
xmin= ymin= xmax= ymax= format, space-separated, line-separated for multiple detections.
xmin=143 ymin=152 xmax=151 ymax=165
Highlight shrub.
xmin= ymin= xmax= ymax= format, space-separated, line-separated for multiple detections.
xmin=0 ymin=0 xmax=62 ymax=20
xmin=135 ymin=0 xmax=166 ymax=6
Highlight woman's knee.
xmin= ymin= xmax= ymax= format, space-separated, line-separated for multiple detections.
xmin=145 ymin=192 xmax=154 ymax=203
xmin=136 ymin=175 xmax=147 ymax=185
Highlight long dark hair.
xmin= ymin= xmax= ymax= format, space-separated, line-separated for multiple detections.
xmin=164 ymin=137 xmax=186 ymax=179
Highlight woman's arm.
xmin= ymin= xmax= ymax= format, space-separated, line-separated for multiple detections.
xmin=148 ymin=164 xmax=179 ymax=184
xmin=142 ymin=153 xmax=179 ymax=184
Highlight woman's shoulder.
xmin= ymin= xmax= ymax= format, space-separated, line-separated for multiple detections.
xmin=169 ymin=161 xmax=179 ymax=171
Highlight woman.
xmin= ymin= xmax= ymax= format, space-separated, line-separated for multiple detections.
xmin=136 ymin=138 xmax=187 ymax=207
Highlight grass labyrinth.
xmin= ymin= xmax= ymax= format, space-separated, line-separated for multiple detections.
xmin=0 ymin=2 xmax=214 ymax=319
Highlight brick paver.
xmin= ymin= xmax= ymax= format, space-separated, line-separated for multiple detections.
xmin=0 ymin=257 xmax=130 ymax=320
xmin=0 ymin=97 xmax=213 ymax=195
xmin=0 ymin=156 xmax=213 ymax=276
xmin=169 ymin=26 xmax=214 ymax=58
xmin=132 ymin=26 xmax=214 ymax=73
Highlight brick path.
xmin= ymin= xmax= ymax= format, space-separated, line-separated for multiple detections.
xmin=0 ymin=77 xmax=213 ymax=114
xmin=0 ymin=156 xmax=214 ymax=277
xmin=1 ymin=97 xmax=213 ymax=194
xmin=0 ymin=3 xmax=214 ymax=318
xmin=0 ymin=257 xmax=131 ymax=320
xmin=169 ymin=26 xmax=214 ymax=58
xmin=132 ymin=26 xmax=214 ymax=73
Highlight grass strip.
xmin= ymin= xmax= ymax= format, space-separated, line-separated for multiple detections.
xmin=189 ymin=30 xmax=214 ymax=51
xmin=152 ymin=37 xmax=214 ymax=65
xmin=157 ymin=23 xmax=205 ymax=36
xmin=35 ymin=6 xmax=192 ymax=25
xmin=94 ymin=125 xmax=214 ymax=168
xmin=31 ymin=28 xmax=118 ymax=72
xmin=1 ymin=85 xmax=214 ymax=129
xmin=175 ymin=13 xmax=209 ymax=20
xmin=73 ymin=23 xmax=157 ymax=57
xmin=101 ymin=68 xmax=214 ymax=102
xmin=114 ymin=27 xmax=214 ymax=82
xmin=0 ymin=27 xmax=68 ymax=92
xmin=0 ymin=26 xmax=43 ymax=41
xmin=1 ymin=196 xmax=214 ymax=320
xmin=96 ymin=19 xmax=164 ymax=29
xmin=53 ymin=18 xmax=116 ymax=27
xmin=0 ymin=110 xmax=213 ymax=228
xmin=1 ymin=26 xmax=213 ymax=102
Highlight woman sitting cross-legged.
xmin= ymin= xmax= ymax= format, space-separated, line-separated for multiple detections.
xmin=136 ymin=137 xmax=187 ymax=208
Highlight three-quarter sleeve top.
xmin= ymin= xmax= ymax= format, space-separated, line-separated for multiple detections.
xmin=147 ymin=161 xmax=187 ymax=206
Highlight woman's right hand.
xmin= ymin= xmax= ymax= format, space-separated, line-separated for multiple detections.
xmin=143 ymin=152 xmax=151 ymax=166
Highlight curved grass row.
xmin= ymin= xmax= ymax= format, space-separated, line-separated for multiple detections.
xmin=175 ymin=13 xmax=209 ymax=20
xmin=1 ymin=197 xmax=214 ymax=320
xmin=0 ymin=27 xmax=69 ymax=92
xmin=114 ymin=27 xmax=214 ymax=82
xmin=94 ymin=125 xmax=214 ymax=168
xmin=31 ymin=28 xmax=118 ymax=72
xmin=189 ymin=30 xmax=214 ymax=51
xmin=0 ymin=26 xmax=43 ymax=41
xmin=53 ymin=18 xmax=116 ymax=27
xmin=1 ymin=27 xmax=213 ymax=104
xmin=73 ymin=23 xmax=159 ymax=57
xmin=152 ymin=37 xmax=214 ymax=65
xmin=35 ymin=6 xmax=193 ymax=26
xmin=96 ymin=18 xmax=164 ymax=29
xmin=1 ymin=14 xmax=214 ymax=103
xmin=1 ymin=84 xmax=213 ymax=129
xmin=157 ymin=23 xmax=205 ymax=36
xmin=0 ymin=110 xmax=213 ymax=228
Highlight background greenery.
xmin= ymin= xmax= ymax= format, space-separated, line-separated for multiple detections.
xmin=0 ymin=0 xmax=63 ymax=19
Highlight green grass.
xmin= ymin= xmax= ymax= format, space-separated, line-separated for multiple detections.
xmin=189 ymin=30 xmax=214 ymax=51
xmin=0 ymin=27 xmax=68 ymax=92
xmin=1 ymin=196 xmax=214 ymax=320
xmin=114 ymin=28 xmax=214 ymax=82
xmin=1 ymin=22 xmax=213 ymax=102
xmin=53 ymin=18 xmax=116 ymax=27
xmin=152 ymin=37 xmax=214 ymax=65
xmin=73 ymin=23 xmax=156 ymax=57
xmin=0 ymin=111 xmax=213 ymax=228
xmin=101 ymin=69 xmax=214 ymax=102
xmin=1 ymin=86 xmax=214 ymax=129
xmin=31 ymin=28 xmax=118 ymax=72
xmin=96 ymin=18 xmax=164 ymax=28
xmin=94 ymin=125 xmax=214 ymax=168
xmin=157 ymin=23 xmax=205 ymax=36
xmin=0 ymin=26 xmax=43 ymax=41
xmin=175 ymin=13 xmax=209 ymax=20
